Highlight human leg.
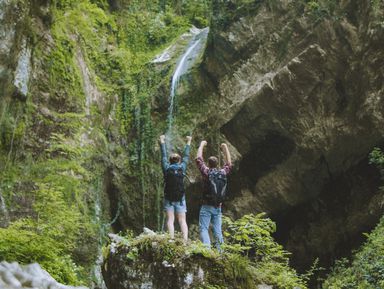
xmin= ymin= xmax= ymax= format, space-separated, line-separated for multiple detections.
xmin=176 ymin=212 xmax=188 ymax=242
xmin=211 ymin=207 xmax=224 ymax=251
xmin=199 ymin=205 xmax=212 ymax=247
xmin=164 ymin=199 xmax=175 ymax=238
xmin=166 ymin=210 xmax=175 ymax=238
xmin=174 ymin=197 xmax=188 ymax=241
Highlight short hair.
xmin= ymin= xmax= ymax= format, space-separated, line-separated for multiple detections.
xmin=208 ymin=156 xmax=218 ymax=168
xmin=169 ymin=153 xmax=181 ymax=164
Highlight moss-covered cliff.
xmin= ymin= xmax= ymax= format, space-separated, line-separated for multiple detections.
xmin=0 ymin=0 xmax=210 ymax=285
xmin=1 ymin=0 xmax=384 ymax=288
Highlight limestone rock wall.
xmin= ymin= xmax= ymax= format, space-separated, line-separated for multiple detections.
xmin=185 ymin=0 xmax=384 ymax=269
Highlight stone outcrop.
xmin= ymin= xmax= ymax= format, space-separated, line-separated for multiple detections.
xmin=102 ymin=231 xmax=302 ymax=289
xmin=0 ymin=261 xmax=87 ymax=289
xmin=103 ymin=235 xmax=214 ymax=289
xmin=183 ymin=0 xmax=384 ymax=269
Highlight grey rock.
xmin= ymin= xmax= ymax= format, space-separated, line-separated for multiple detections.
xmin=183 ymin=0 xmax=384 ymax=270
xmin=0 ymin=261 xmax=88 ymax=289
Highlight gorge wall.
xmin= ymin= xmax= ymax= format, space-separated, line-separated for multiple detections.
xmin=178 ymin=0 xmax=384 ymax=270
xmin=1 ymin=0 xmax=384 ymax=287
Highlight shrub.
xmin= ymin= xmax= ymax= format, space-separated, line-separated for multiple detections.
xmin=323 ymin=217 xmax=384 ymax=288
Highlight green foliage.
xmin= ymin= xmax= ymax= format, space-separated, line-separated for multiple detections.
xmin=292 ymin=0 xmax=342 ymax=22
xmin=44 ymin=31 xmax=84 ymax=112
xmin=112 ymin=214 xmax=307 ymax=289
xmin=0 ymin=152 xmax=100 ymax=284
xmin=0 ymin=114 xmax=105 ymax=285
xmin=371 ymin=0 xmax=384 ymax=20
xmin=223 ymin=213 xmax=288 ymax=262
xmin=211 ymin=0 xmax=262 ymax=29
xmin=369 ymin=147 xmax=384 ymax=169
xmin=369 ymin=147 xmax=384 ymax=189
xmin=335 ymin=149 xmax=384 ymax=286
xmin=222 ymin=214 xmax=307 ymax=288
xmin=0 ymin=222 xmax=81 ymax=284
xmin=222 ymin=253 xmax=255 ymax=288
xmin=323 ymin=217 xmax=384 ymax=289
xmin=176 ymin=0 xmax=212 ymax=27
xmin=2 ymin=0 xmax=207 ymax=286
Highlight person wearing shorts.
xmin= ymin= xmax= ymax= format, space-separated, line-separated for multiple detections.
xmin=160 ymin=134 xmax=192 ymax=241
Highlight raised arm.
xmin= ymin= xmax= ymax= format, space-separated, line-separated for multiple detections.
xmin=196 ymin=140 xmax=209 ymax=176
xmin=221 ymin=143 xmax=232 ymax=169
xmin=159 ymin=135 xmax=168 ymax=173
xmin=196 ymin=140 xmax=207 ymax=159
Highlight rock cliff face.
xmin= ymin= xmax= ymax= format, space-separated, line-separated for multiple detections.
xmin=184 ymin=0 xmax=384 ymax=269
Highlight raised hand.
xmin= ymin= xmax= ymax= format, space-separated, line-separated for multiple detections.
xmin=186 ymin=136 xmax=192 ymax=144
xmin=201 ymin=140 xmax=207 ymax=147
xmin=159 ymin=135 xmax=166 ymax=143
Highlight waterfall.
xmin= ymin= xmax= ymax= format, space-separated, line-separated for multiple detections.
xmin=76 ymin=49 xmax=101 ymax=116
xmin=0 ymin=189 xmax=9 ymax=227
xmin=92 ymin=184 xmax=107 ymax=289
xmin=166 ymin=27 xmax=209 ymax=141
xmin=75 ymin=49 xmax=106 ymax=289
xmin=167 ymin=39 xmax=200 ymax=132
xmin=13 ymin=39 xmax=31 ymax=97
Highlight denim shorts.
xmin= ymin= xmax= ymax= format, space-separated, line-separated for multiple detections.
xmin=163 ymin=197 xmax=187 ymax=213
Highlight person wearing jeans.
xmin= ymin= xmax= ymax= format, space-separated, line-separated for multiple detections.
xmin=195 ymin=140 xmax=232 ymax=250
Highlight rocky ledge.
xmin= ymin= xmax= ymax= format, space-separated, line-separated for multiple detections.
xmin=102 ymin=216 xmax=306 ymax=289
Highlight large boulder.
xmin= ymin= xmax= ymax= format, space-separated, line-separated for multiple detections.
xmin=102 ymin=229 xmax=305 ymax=289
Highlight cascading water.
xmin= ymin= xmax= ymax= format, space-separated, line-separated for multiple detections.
xmin=92 ymin=183 xmax=107 ymax=289
xmin=167 ymin=39 xmax=200 ymax=131
xmin=13 ymin=38 xmax=31 ymax=98
xmin=166 ymin=27 xmax=209 ymax=142
xmin=76 ymin=49 xmax=101 ymax=116
xmin=0 ymin=189 xmax=9 ymax=227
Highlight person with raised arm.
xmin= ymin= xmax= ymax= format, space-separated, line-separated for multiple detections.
xmin=195 ymin=140 xmax=232 ymax=250
xmin=160 ymin=134 xmax=192 ymax=242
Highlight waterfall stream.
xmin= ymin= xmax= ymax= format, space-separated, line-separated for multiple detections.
xmin=166 ymin=27 xmax=209 ymax=142
xmin=74 ymin=49 xmax=106 ymax=289
xmin=0 ymin=189 xmax=9 ymax=227
xmin=92 ymin=185 xmax=107 ymax=289
xmin=13 ymin=39 xmax=31 ymax=97
xmin=167 ymin=39 xmax=200 ymax=132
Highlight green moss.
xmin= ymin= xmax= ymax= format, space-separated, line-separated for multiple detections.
xmin=1 ymin=0 xmax=210 ymax=285
xmin=0 ymin=223 xmax=82 ymax=284
xmin=107 ymin=214 xmax=307 ymax=289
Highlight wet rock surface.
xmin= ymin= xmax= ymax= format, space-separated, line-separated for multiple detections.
xmin=0 ymin=261 xmax=87 ymax=289
xmin=185 ymin=0 xmax=384 ymax=269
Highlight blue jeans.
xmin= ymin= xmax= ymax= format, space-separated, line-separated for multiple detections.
xmin=199 ymin=205 xmax=224 ymax=250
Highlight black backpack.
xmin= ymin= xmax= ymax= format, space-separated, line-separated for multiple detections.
xmin=207 ymin=169 xmax=227 ymax=204
xmin=164 ymin=167 xmax=185 ymax=202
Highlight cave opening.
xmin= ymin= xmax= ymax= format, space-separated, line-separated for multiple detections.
xmin=273 ymin=155 xmax=382 ymax=285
